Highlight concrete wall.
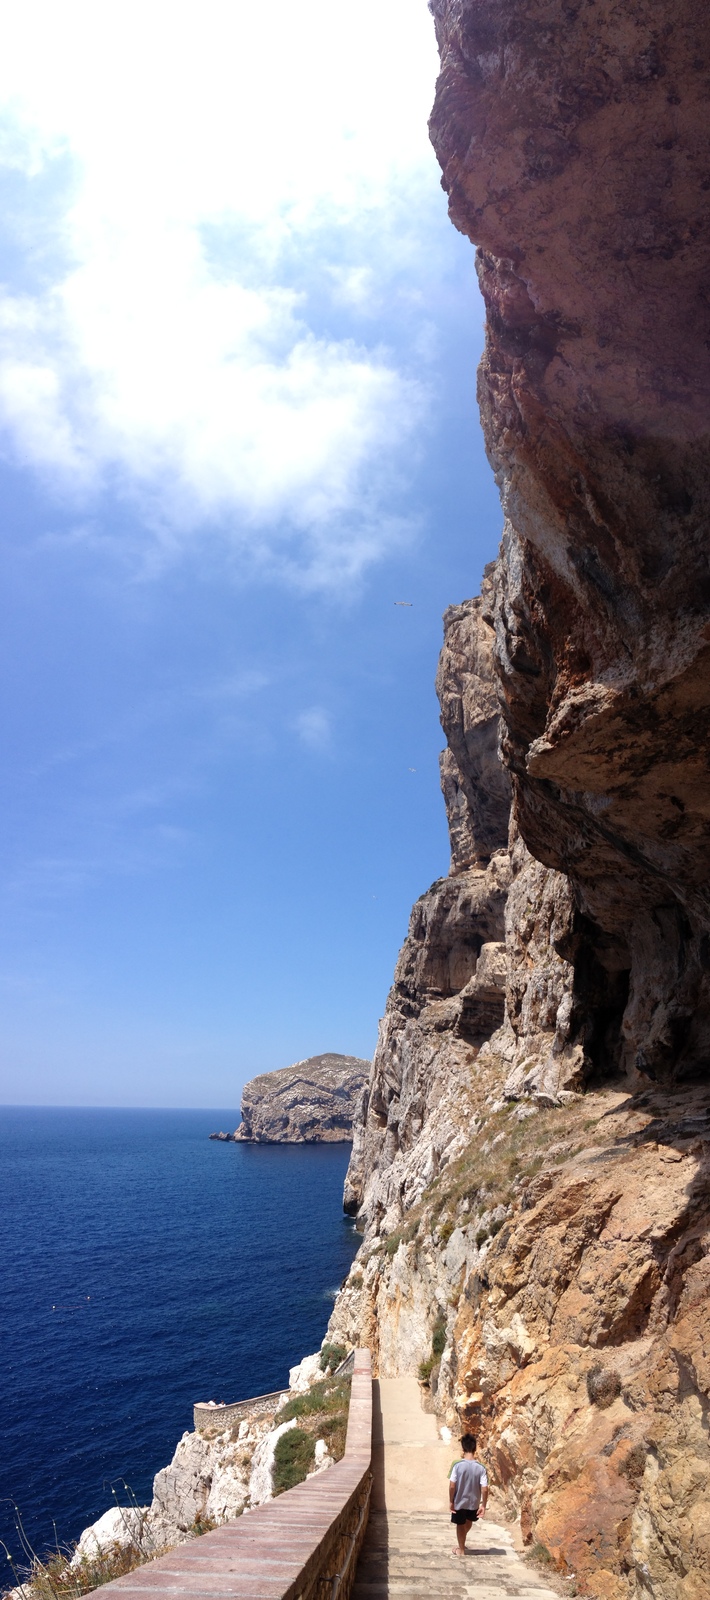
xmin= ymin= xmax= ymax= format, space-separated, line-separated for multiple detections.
xmin=193 ymin=1389 xmax=287 ymax=1435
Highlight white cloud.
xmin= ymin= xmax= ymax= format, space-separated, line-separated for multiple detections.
xmin=0 ymin=0 xmax=443 ymax=587
xmin=294 ymin=707 xmax=332 ymax=750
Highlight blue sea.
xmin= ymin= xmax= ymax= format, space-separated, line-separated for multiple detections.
xmin=0 ymin=1107 xmax=358 ymax=1566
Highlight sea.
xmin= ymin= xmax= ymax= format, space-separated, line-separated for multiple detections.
xmin=0 ymin=1107 xmax=359 ymax=1568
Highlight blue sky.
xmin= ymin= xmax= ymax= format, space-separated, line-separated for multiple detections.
xmin=0 ymin=0 xmax=502 ymax=1107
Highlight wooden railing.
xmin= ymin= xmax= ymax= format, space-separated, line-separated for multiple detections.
xmin=99 ymin=1350 xmax=372 ymax=1600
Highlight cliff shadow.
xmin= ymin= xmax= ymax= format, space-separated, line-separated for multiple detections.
xmin=351 ymin=1379 xmax=388 ymax=1598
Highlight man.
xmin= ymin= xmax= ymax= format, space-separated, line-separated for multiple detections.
xmin=449 ymin=1432 xmax=488 ymax=1556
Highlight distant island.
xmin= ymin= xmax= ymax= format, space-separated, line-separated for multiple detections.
xmin=209 ymin=1052 xmax=369 ymax=1144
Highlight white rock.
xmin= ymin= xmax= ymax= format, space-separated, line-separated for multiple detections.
xmin=248 ymin=1419 xmax=298 ymax=1506
xmin=307 ymin=1438 xmax=335 ymax=1477
xmin=70 ymin=1506 xmax=150 ymax=1567
xmin=288 ymin=1352 xmax=322 ymax=1393
xmin=147 ymin=1419 xmax=256 ymax=1545
xmin=148 ymin=1430 xmax=214 ymax=1540
xmin=443 ymin=1226 xmax=478 ymax=1278
xmin=204 ymin=1457 xmax=250 ymax=1525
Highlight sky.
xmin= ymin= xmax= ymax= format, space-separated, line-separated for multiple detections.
xmin=0 ymin=0 xmax=502 ymax=1108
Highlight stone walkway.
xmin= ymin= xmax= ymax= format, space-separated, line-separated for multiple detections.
xmin=351 ymin=1377 xmax=559 ymax=1600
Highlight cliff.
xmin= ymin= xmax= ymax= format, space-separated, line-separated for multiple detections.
xmin=328 ymin=6 xmax=710 ymax=1596
xmin=429 ymin=0 xmax=710 ymax=1088
xmin=232 ymin=1054 xmax=370 ymax=1143
xmin=330 ymin=590 xmax=710 ymax=1597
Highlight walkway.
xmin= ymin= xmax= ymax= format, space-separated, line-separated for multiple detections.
xmin=351 ymin=1377 xmax=559 ymax=1600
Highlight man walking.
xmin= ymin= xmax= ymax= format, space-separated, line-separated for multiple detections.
xmin=449 ymin=1432 xmax=488 ymax=1556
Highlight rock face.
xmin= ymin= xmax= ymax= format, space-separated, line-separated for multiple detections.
xmin=428 ymin=0 xmax=710 ymax=1087
xmin=69 ymin=1506 xmax=151 ymax=1567
xmin=329 ymin=11 xmax=710 ymax=1595
xmin=331 ymin=1087 xmax=710 ymax=1600
xmin=343 ymin=572 xmax=586 ymax=1235
xmin=343 ymin=581 xmax=511 ymax=1229
xmin=233 ymin=1053 xmax=369 ymax=1143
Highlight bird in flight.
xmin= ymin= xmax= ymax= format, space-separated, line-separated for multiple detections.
xmin=394 ymin=601 xmax=413 ymax=606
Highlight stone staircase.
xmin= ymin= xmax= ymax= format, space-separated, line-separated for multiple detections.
xmin=353 ymin=1509 xmax=559 ymax=1599
xmin=351 ymin=1378 xmax=559 ymax=1600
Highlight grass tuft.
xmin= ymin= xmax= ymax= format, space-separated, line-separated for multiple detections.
xmin=276 ymin=1374 xmax=351 ymax=1470
xmin=8 ymin=1535 xmax=168 ymax=1600
xmin=272 ymin=1429 xmax=315 ymax=1495
xmin=319 ymin=1342 xmax=347 ymax=1373
xmin=527 ymin=1542 xmax=553 ymax=1566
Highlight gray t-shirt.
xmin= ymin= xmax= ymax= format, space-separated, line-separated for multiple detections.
xmin=449 ymin=1458 xmax=488 ymax=1511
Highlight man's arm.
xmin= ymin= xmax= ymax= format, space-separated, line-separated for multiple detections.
xmin=448 ymin=1468 xmax=457 ymax=1511
xmin=479 ymin=1481 xmax=488 ymax=1518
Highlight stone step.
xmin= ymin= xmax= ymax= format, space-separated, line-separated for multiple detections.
xmin=359 ymin=1557 xmax=517 ymax=1571
xmin=352 ymin=1587 xmax=540 ymax=1599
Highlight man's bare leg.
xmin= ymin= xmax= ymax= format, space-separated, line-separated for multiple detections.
xmin=453 ymin=1519 xmax=472 ymax=1556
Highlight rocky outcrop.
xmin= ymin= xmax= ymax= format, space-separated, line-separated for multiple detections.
xmin=343 ymin=579 xmax=513 ymax=1230
xmin=343 ymin=568 xmax=589 ymax=1232
xmin=331 ymin=525 xmax=710 ymax=1595
xmin=435 ymin=572 xmax=511 ymax=871
xmin=233 ymin=1054 xmax=369 ymax=1143
xmin=428 ymin=0 xmax=710 ymax=1087
xmin=69 ymin=1507 xmax=152 ymax=1568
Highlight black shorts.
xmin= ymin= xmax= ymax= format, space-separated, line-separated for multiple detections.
xmin=451 ymin=1508 xmax=479 ymax=1525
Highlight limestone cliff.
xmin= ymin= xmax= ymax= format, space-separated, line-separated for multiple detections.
xmin=429 ymin=0 xmax=710 ymax=1088
xmin=343 ymin=571 xmax=584 ymax=1236
xmin=329 ymin=8 xmax=710 ymax=1595
xmin=232 ymin=1054 xmax=369 ymax=1143
xmin=329 ymin=590 xmax=710 ymax=1594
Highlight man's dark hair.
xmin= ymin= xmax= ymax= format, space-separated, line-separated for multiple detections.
xmin=460 ymin=1433 xmax=477 ymax=1452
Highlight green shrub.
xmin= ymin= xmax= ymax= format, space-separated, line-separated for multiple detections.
xmin=431 ymin=1316 xmax=446 ymax=1359
xmin=279 ymin=1375 xmax=351 ymax=1424
xmin=419 ymin=1311 xmax=446 ymax=1382
xmin=319 ymin=1410 xmax=348 ymax=1460
xmin=319 ymin=1342 xmax=347 ymax=1373
xmin=524 ymin=1155 xmax=544 ymax=1178
xmin=189 ymin=1514 xmax=217 ymax=1536
xmin=272 ymin=1428 xmax=315 ymax=1494
xmin=349 ymin=1274 xmax=363 ymax=1290
xmin=526 ymin=1542 xmax=553 ymax=1567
